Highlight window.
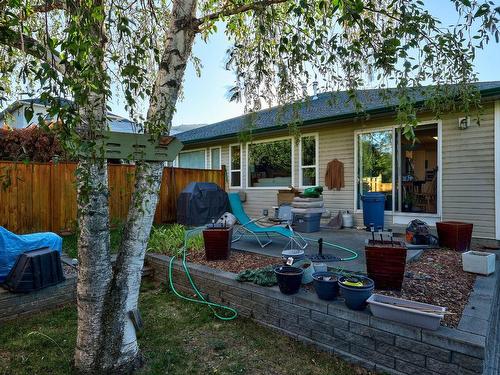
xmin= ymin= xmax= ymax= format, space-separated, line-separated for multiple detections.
xmin=229 ymin=144 xmax=242 ymax=187
xmin=178 ymin=149 xmax=206 ymax=169
xmin=210 ymin=147 xmax=221 ymax=170
xmin=247 ymin=138 xmax=293 ymax=188
xmin=356 ymin=130 xmax=393 ymax=210
xmin=300 ymin=134 xmax=318 ymax=187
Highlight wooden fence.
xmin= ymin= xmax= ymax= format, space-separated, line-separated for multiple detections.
xmin=0 ymin=161 xmax=226 ymax=234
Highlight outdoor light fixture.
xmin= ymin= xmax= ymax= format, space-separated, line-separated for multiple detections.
xmin=458 ymin=117 xmax=470 ymax=130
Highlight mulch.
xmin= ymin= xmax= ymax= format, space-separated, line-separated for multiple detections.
xmin=185 ymin=247 xmax=476 ymax=328
xmin=186 ymin=250 xmax=280 ymax=273
xmin=377 ymin=249 xmax=476 ymax=327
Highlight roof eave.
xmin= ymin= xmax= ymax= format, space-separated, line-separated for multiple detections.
xmin=180 ymin=86 xmax=500 ymax=145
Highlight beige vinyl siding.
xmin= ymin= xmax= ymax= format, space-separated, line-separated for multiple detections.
xmin=181 ymin=103 xmax=497 ymax=238
xmin=441 ymin=104 xmax=495 ymax=238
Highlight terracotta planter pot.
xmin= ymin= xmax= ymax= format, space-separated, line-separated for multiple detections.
xmin=365 ymin=240 xmax=407 ymax=291
xmin=436 ymin=221 xmax=473 ymax=252
xmin=203 ymin=227 xmax=233 ymax=261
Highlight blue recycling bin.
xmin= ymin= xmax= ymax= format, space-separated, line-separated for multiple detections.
xmin=361 ymin=192 xmax=385 ymax=230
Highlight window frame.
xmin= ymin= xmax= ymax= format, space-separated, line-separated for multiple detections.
xmin=209 ymin=146 xmax=222 ymax=170
xmin=299 ymin=133 xmax=319 ymax=188
xmin=229 ymin=143 xmax=243 ymax=189
xmin=246 ymin=136 xmax=295 ymax=190
xmin=175 ymin=147 xmax=208 ymax=169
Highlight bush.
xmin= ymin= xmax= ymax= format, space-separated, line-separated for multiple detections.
xmin=148 ymin=224 xmax=204 ymax=256
xmin=0 ymin=127 xmax=69 ymax=162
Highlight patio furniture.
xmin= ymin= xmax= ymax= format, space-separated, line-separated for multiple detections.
xmin=228 ymin=193 xmax=308 ymax=249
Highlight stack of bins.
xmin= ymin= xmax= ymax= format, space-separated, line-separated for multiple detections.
xmin=291 ymin=196 xmax=325 ymax=233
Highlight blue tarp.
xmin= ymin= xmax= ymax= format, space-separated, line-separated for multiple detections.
xmin=0 ymin=226 xmax=63 ymax=283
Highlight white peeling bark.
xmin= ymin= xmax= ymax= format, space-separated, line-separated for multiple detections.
xmin=97 ymin=0 xmax=199 ymax=371
xmin=74 ymin=94 xmax=113 ymax=373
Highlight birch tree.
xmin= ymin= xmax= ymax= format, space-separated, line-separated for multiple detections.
xmin=1 ymin=0 xmax=499 ymax=373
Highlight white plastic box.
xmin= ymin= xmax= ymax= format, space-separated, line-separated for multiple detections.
xmin=462 ymin=251 xmax=496 ymax=275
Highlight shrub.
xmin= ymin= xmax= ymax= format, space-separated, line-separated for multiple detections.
xmin=0 ymin=127 xmax=69 ymax=162
xmin=148 ymin=224 xmax=204 ymax=256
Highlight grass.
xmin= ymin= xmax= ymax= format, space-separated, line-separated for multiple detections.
xmin=62 ymin=224 xmax=203 ymax=259
xmin=62 ymin=227 xmax=124 ymax=259
xmin=0 ymin=284 xmax=361 ymax=375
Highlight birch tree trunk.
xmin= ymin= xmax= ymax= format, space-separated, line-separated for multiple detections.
xmin=73 ymin=95 xmax=113 ymax=372
xmin=87 ymin=0 xmax=199 ymax=371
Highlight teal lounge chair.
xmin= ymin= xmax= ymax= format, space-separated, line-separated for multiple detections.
xmin=228 ymin=193 xmax=308 ymax=249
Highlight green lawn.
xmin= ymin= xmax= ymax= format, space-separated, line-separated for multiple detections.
xmin=0 ymin=284 xmax=361 ymax=375
xmin=62 ymin=227 xmax=124 ymax=259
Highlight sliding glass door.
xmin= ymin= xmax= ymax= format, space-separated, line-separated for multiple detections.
xmin=357 ymin=124 xmax=439 ymax=216
xmin=356 ymin=130 xmax=393 ymax=210
xmin=396 ymin=124 xmax=438 ymax=214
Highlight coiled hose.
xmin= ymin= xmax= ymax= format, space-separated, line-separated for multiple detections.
xmin=168 ymin=226 xmax=238 ymax=321
xmin=168 ymin=227 xmax=358 ymax=321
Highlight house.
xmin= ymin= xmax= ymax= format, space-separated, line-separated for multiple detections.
xmin=175 ymin=81 xmax=500 ymax=240
xmin=0 ymin=98 xmax=137 ymax=133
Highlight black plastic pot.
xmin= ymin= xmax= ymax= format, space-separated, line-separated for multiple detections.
xmin=338 ymin=276 xmax=374 ymax=310
xmin=274 ymin=266 xmax=304 ymax=295
xmin=312 ymin=272 xmax=339 ymax=301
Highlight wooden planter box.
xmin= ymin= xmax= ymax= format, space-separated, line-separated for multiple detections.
xmin=203 ymin=227 xmax=233 ymax=261
xmin=365 ymin=240 xmax=407 ymax=291
xmin=436 ymin=221 xmax=473 ymax=252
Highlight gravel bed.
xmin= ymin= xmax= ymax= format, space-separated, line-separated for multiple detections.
xmin=186 ymin=250 xmax=279 ymax=273
xmin=184 ymin=247 xmax=475 ymax=328
xmin=377 ymin=249 xmax=476 ymax=327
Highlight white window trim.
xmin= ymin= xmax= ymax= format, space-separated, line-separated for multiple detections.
xmin=353 ymin=121 xmax=442 ymax=222
xmin=229 ymin=143 xmax=243 ymax=189
xmin=175 ymin=147 xmax=208 ymax=169
xmin=246 ymin=135 xmax=295 ymax=190
xmin=209 ymin=146 xmax=222 ymax=170
xmin=299 ymin=133 xmax=319 ymax=188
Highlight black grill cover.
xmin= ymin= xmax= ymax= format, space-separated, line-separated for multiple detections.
xmin=177 ymin=182 xmax=229 ymax=226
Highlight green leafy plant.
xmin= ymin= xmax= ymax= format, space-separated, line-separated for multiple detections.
xmin=147 ymin=224 xmax=204 ymax=256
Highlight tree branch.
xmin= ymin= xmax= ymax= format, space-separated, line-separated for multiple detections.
xmin=0 ymin=26 xmax=66 ymax=75
xmin=195 ymin=0 xmax=288 ymax=27
xmin=29 ymin=0 xmax=66 ymax=14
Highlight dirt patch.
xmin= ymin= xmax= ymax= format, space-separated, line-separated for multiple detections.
xmin=187 ymin=250 xmax=279 ymax=273
xmin=378 ymin=249 xmax=476 ymax=327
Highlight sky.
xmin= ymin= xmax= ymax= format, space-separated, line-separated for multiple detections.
xmin=4 ymin=1 xmax=499 ymax=127
xmin=152 ymin=0 xmax=499 ymax=127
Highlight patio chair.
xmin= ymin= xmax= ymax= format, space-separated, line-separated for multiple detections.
xmin=228 ymin=193 xmax=308 ymax=249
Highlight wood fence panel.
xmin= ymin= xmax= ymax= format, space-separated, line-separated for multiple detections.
xmin=0 ymin=161 xmax=225 ymax=234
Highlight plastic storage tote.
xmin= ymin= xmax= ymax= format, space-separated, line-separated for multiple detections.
xmin=361 ymin=192 xmax=385 ymax=230
xmin=293 ymin=213 xmax=322 ymax=233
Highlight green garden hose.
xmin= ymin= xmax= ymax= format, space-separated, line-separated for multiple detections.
xmin=168 ymin=227 xmax=238 ymax=321
xmin=168 ymin=227 xmax=358 ymax=321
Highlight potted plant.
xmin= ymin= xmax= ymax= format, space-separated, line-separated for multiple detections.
xmin=338 ymin=275 xmax=374 ymax=310
xmin=403 ymin=192 xmax=415 ymax=212
xmin=274 ymin=266 xmax=304 ymax=294
xmin=312 ymin=271 xmax=339 ymax=300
